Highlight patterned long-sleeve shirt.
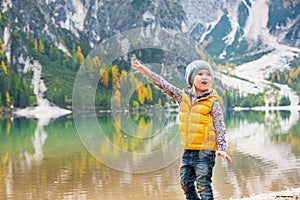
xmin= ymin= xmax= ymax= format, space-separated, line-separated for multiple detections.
xmin=149 ymin=73 xmax=227 ymax=151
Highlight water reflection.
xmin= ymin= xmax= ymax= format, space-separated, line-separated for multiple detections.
xmin=0 ymin=110 xmax=300 ymax=199
xmin=217 ymin=110 xmax=300 ymax=199
xmin=75 ymin=111 xmax=182 ymax=173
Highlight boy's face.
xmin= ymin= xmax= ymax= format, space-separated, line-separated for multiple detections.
xmin=193 ymin=69 xmax=212 ymax=92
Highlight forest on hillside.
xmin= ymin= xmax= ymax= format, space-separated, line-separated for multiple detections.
xmin=0 ymin=0 xmax=300 ymax=115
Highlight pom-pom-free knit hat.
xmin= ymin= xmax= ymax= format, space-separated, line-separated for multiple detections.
xmin=185 ymin=60 xmax=213 ymax=86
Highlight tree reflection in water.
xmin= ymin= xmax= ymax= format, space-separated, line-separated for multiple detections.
xmin=0 ymin=110 xmax=300 ymax=199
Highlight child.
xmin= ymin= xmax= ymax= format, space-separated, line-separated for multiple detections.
xmin=132 ymin=60 xmax=232 ymax=200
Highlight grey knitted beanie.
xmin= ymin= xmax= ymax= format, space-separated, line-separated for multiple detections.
xmin=185 ymin=60 xmax=213 ymax=86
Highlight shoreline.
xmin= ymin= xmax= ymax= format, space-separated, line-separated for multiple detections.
xmin=232 ymin=187 xmax=300 ymax=200
xmin=233 ymin=105 xmax=300 ymax=111
xmin=3 ymin=104 xmax=300 ymax=119
xmin=13 ymin=105 xmax=72 ymax=120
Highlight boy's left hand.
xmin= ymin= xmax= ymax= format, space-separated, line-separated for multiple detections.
xmin=216 ymin=151 xmax=232 ymax=162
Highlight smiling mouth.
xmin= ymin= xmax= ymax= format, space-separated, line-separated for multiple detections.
xmin=202 ymin=80 xmax=208 ymax=84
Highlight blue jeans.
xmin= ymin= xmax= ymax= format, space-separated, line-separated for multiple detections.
xmin=180 ymin=150 xmax=216 ymax=200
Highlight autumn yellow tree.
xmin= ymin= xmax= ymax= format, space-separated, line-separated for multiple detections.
xmin=5 ymin=92 xmax=11 ymax=107
xmin=75 ymin=46 xmax=84 ymax=65
xmin=6 ymin=120 xmax=11 ymax=135
xmin=92 ymin=56 xmax=102 ymax=69
xmin=136 ymin=81 xmax=147 ymax=104
xmin=112 ymin=113 xmax=122 ymax=156
xmin=34 ymin=39 xmax=39 ymax=52
xmin=276 ymin=70 xmax=280 ymax=81
xmin=288 ymin=78 xmax=292 ymax=85
xmin=100 ymin=69 xmax=109 ymax=87
xmin=225 ymin=62 xmax=230 ymax=75
xmin=111 ymin=65 xmax=119 ymax=89
xmin=133 ymin=37 xmax=139 ymax=48
xmin=0 ymin=38 xmax=4 ymax=55
xmin=146 ymin=84 xmax=153 ymax=101
xmin=39 ymin=39 xmax=44 ymax=53
xmin=284 ymin=71 xmax=288 ymax=81
xmin=1 ymin=60 xmax=8 ymax=75
xmin=197 ymin=48 xmax=208 ymax=60
xmin=120 ymin=70 xmax=127 ymax=82
xmin=201 ymin=36 xmax=213 ymax=48
xmin=271 ymin=73 xmax=275 ymax=81
xmin=82 ymin=56 xmax=101 ymax=80
xmin=217 ymin=64 xmax=222 ymax=72
xmin=289 ymin=68 xmax=297 ymax=79
xmin=112 ymin=89 xmax=121 ymax=109
xmin=136 ymin=117 xmax=147 ymax=138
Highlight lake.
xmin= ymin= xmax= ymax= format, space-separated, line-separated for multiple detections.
xmin=0 ymin=109 xmax=300 ymax=200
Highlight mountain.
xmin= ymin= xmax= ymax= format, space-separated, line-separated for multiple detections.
xmin=178 ymin=0 xmax=300 ymax=60
xmin=0 ymin=0 xmax=299 ymax=111
xmin=177 ymin=0 xmax=300 ymax=107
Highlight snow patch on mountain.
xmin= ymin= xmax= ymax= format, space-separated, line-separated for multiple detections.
xmin=179 ymin=0 xmax=224 ymax=41
xmin=15 ymin=60 xmax=71 ymax=120
xmin=71 ymin=0 xmax=86 ymax=31
xmin=229 ymin=0 xmax=300 ymax=106
xmin=243 ymin=0 xmax=269 ymax=42
xmin=219 ymin=73 xmax=261 ymax=94
xmin=1 ymin=0 xmax=12 ymax=12
xmin=274 ymin=15 xmax=300 ymax=43
xmin=180 ymin=0 xmax=219 ymax=28
xmin=53 ymin=0 xmax=88 ymax=37
xmin=224 ymin=2 xmax=240 ymax=46
xmin=3 ymin=27 xmax=11 ymax=63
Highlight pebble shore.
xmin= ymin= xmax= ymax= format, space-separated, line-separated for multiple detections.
xmin=233 ymin=187 xmax=300 ymax=200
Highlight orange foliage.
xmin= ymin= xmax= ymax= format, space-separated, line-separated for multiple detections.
xmin=100 ymin=69 xmax=109 ymax=87
xmin=0 ymin=39 xmax=4 ymax=55
xmin=111 ymin=65 xmax=120 ymax=89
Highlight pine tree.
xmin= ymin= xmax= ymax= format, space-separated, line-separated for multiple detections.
xmin=19 ymin=79 xmax=30 ymax=108
xmin=0 ymin=93 xmax=2 ymax=108
xmin=9 ymin=73 xmax=20 ymax=104
xmin=1 ymin=61 xmax=8 ymax=75
xmin=49 ymin=44 xmax=53 ymax=55
xmin=63 ymin=53 xmax=70 ymax=67
xmin=39 ymin=39 xmax=45 ymax=53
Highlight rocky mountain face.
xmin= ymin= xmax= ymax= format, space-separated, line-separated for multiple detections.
xmin=1 ymin=0 xmax=189 ymax=73
xmin=2 ymin=0 xmax=186 ymax=53
xmin=0 ymin=0 xmax=299 ymax=108
xmin=1 ymin=0 xmax=299 ymax=65
xmin=178 ymin=0 xmax=300 ymax=61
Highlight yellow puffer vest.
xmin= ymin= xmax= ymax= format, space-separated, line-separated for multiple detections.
xmin=178 ymin=89 xmax=221 ymax=150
